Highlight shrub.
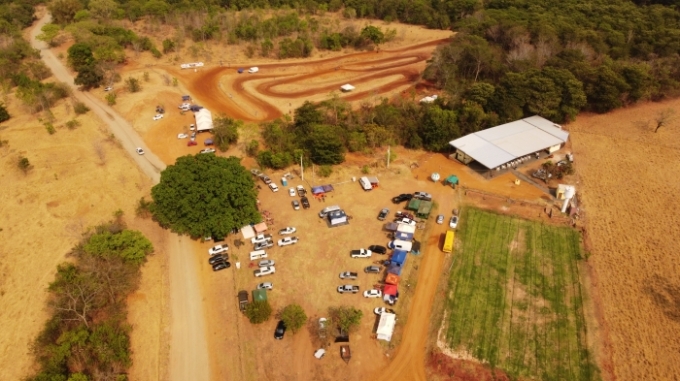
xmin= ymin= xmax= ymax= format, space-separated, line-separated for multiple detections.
xmin=44 ymin=122 xmax=56 ymax=134
xmin=246 ymin=140 xmax=259 ymax=157
xmin=65 ymin=119 xmax=81 ymax=129
xmin=18 ymin=156 xmax=32 ymax=173
xmin=125 ymin=77 xmax=141 ymax=92
xmin=361 ymin=165 xmax=369 ymax=174
xmin=73 ymin=102 xmax=90 ymax=114
xmin=150 ymin=47 xmax=162 ymax=58
xmin=136 ymin=197 xmax=152 ymax=218
xmin=0 ymin=103 xmax=10 ymax=123
xmin=143 ymin=71 xmax=149 ymax=82
xmin=318 ymin=165 xmax=332 ymax=177
xmin=105 ymin=92 xmax=116 ymax=105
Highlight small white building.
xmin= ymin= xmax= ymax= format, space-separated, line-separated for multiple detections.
xmin=376 ymin=313 xmax=396 ymax=341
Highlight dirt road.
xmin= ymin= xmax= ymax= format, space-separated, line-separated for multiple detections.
xmin=371 ymin=186 xmax=452 ymax=381
xmin=29 ymin=14 xmax=165 ymax=183
xmin=31 ymin=13 xmax=210 ymax=381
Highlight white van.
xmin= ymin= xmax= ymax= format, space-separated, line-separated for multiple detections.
xmin=387 ymin=240 xmax=412 ymax=252
xmin=318 ymin=205 xmax=341 ymax=218
xmin=249 ymin=250 xmax=268 ymax=261
xmin=359 ymin=176 xmax=372 ymax=191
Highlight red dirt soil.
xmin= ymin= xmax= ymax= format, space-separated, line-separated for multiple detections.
xmin=170 ymin=39 xmax=450 ymax=121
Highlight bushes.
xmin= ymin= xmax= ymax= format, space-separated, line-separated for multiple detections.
xmin=125 ymin=76 xmax=141 ymax=92
xmin=0 ymin=103 xmax=9 ymax=123
xmin=73 ymin=102 xmax=90 ymax=114
xmin=279 ymin=304 xmax=307 ymax=333
xmin=27 ymin=218 xmax=153 ymax=381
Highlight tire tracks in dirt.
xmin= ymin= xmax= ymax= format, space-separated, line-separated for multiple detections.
xmin=31 ymin=12 xmax=210 ymax=381
xmin=174 ymin=39 xmax=450 ymax=122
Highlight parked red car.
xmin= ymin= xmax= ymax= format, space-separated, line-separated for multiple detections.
xmin=187 ymin=140 xmax=197 ymax=146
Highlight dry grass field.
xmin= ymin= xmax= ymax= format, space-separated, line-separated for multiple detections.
xmin=569 ymin=99 xmax=680 ymax=381
xmin=0 ymin=94 xmax=170 ymax=380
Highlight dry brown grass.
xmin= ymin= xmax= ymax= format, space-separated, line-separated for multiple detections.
xmin=569 ymin=99 xmax=680 ymax=381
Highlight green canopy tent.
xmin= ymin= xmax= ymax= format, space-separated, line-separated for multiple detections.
xmin=444 ymin=175 xmax=459 ymax=188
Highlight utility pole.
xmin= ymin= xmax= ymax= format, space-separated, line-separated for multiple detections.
xmin=300 ymin=153 xmax=304 ymax=182
xmin=387 ymin=146 xmax=390 ymax=169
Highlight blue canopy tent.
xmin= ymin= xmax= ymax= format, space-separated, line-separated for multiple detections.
xmin=391 ymin=250 xmax=408 ymax=266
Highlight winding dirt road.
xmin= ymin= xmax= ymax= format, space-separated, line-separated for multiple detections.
xmin=31 ymin=13 xmax=210 ymax=381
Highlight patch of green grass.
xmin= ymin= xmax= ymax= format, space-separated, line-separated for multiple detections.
xmin=445 ymin=208 xmax=600 ymax=381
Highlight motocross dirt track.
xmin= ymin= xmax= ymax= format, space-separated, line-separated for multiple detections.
xmin=171 ymin=39 xmax=449 ymax=121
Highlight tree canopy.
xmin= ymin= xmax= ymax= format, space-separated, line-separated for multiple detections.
xmin=245 ymin=300 xmax=272 ymax=324
xmin=150 ymin=154 xmax=260 ymax=239
xmin=279 ymin=304 xmax=307 ymax=333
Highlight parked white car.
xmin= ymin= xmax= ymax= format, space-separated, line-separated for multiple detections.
xmin=413 ymin=191 xmax=432 ymax=201
xmin=350 ymin=249 xmax=372 ymax=258
xmin=363 ymin=289 xmax=382 ymax=298
xmin=396 ymin=217 xmax=417 ymax=226
xmin=436 ymin=215 xmax=444 ymax=224
xmin=257 ymin=282 xmax=273 ymax=290
xmin=189 ymin=124 xmax=196 ymax=131
xmin=200 ymin=148 xmax=216 ymax=154
xmin=278 ymin=237 xmax=299 ymax=246
xmin=296 ymin=185 xmax=305 ymax=196
xmin=278 ymin=227 xmax=296 ymax=235
xmin=208 ymin=244 xmax=228 ymax=256
xmin=289 ymin=188 xmax=296 ymax=197
xmin=153 ymin=114 xmax=164 ymax=120
xmin=251 ymin=234 xmax=272 ymax=244
xmin=254 ymin=266 xmax=275 ymax=277
xmin=268 ymin=183 xmax=279 ymax=192
xmin=104 ymin=86 xmax=113 ymax=91
xmin=177 ymin=133 xmax=188 ymax=139
xmin=450 ymin=216 xmax=459 ymax=229
xmin=258 ymin=259 xmax=275 ymax=267
xmin=135 ymin=147 xmax=145 ymax=155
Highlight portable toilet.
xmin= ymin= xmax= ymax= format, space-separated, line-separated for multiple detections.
xmin=281 ymin=177 xmax=288 ymax=186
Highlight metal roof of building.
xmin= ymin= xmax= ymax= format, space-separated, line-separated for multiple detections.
xmin=449 ymin=116 xmax=569 ymax=169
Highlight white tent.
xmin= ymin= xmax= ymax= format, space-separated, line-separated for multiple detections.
xmin=241 ymin=225 xmax=255 ymax=239
xmin=376 ymin=313 xmax=396 ymax=341
xmin=340 ymin=84 xmax=355 ymax=92
xmin=195 ymin=108 xmax=213 ymax=132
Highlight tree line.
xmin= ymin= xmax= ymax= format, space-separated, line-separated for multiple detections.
xmin=424 ymin=0 xmax=680 ymax=128
xmin=28 ymin=214 xmax=154 ymax=381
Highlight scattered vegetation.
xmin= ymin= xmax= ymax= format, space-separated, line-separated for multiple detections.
xmin=105 ymin=92 xmax=116 ymax=105
xmin=279 ymin=304 xmax=307 ymax=334
xmin=136 ymin=196 xmax=152 ymax=218
xmin=245 ymin=300 xmax=272 ymax=324
xmin=44 ymin=122 xmax=56 ymax=134
xmin=73 ymin=102 xmax=90 ymax=115
xmin=445 ymin=208 xmax=598 ymax=380
xmin=18 ymin=156 xmax=33 ymax=173
xmin=212 ymin=115 xmax=241 ymax=152
xmin=0 ymin=103 xmax=10 ymax=123
xmin=27 ymin=217 xmax=153 ymax=381
xmin=125 ymin=77 xmax=141 ymax=92
xmin=150 ymin=154 xmax=260 ymax=239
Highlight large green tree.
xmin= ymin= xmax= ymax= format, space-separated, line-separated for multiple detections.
xmin=150 ymin=154 xmax=260 ymax=238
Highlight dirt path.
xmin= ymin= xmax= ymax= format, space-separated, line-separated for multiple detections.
xmin=30 ymin=13 xmax=210 ymax=381
xmin=29 ymin=13 xmax=165 ymax=183
xmin=371 ymin=187 xmax=452 ymax=381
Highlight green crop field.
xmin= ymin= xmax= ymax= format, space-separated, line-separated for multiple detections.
xmin=444 ymin=208 xmax=599 ymax=381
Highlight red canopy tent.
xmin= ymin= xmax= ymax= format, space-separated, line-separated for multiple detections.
xmin=385 ymin=273 xmax=400 ymax=285
xmin=383 ymin=284 xmax=398 ymax=296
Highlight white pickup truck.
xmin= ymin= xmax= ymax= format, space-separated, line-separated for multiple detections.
xmin=251 ymin=234 xmax=273 ymax=244
xmin=254 ymin=266 xmax=275 ymax=277
xmin=278 ymin=237 xmax=299 ymax=247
